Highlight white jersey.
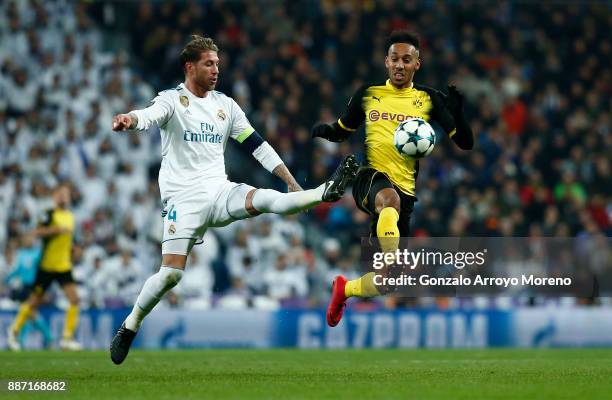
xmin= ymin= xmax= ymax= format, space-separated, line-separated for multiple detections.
xmin=130 ymin=83 xmax=254 ymax=197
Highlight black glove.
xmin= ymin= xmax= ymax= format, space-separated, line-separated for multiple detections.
xmin=312 ymin=123 xmax=333 ymax=139
xmin=311 ymin=123 xmax=348 ymax=142
xmin=445 ymin=84 xmax=464 ymax=116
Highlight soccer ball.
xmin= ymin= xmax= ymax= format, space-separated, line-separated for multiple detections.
xmin=393 ymin=118 xmax=436 ymax=159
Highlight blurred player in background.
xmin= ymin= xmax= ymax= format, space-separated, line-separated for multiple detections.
xmin=4 ymin=233 xmax=53 ymax=349
xmin=4 ymin=233 xmax=53 ymax=348
xmin=7 ymin=184 xmax=81 ymax=350
xmin=312 ymin=31 xmax=474 ymax=327
xmin=110 ymin=35 xmax=358 ymax=364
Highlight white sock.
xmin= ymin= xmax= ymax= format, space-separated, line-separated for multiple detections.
xmin=124 ymin=266 xmax=183 ymax=332
xmin=251 ymin=185 xmax=325 ymax=215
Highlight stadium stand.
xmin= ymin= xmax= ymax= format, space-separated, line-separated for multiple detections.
xmin=0 ymin=1 xmax=609 ymax=311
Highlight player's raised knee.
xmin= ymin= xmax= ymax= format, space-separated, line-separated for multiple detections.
xmin=376 ymin=188 xmax=401 ymax=214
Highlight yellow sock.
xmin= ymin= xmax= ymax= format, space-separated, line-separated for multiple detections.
xmin=62 ymin=305 xmax=79 ymax=340
xmin=11 ymin=303 xmax=32 ymax=334
xmin=345 ymin=272 xmax=381 ymax=298
xmin=376 ymin=207 xmax=400 ymax=252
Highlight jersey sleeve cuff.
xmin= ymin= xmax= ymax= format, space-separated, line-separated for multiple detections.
xmin=128 ymin=110 xmax=145 ymax=131
xmin=337 ymin=118 xmax=357 ymax=132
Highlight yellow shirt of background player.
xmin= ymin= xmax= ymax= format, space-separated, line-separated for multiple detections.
xmin=40 ymin=209 xmax=75 ymax=273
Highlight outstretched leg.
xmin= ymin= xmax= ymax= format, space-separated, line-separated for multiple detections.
xmin=244 ymin=155 xmax=359 ymax=216
xmin=110 ymin=254 xmax=186 ymax=365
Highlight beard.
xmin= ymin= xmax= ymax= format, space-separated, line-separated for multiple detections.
xmin=196 ymin=75 xmax=216 ymax=91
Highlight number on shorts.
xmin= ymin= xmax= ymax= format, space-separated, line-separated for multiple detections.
xmin=167 ymin=205 xmax=177 ymax=222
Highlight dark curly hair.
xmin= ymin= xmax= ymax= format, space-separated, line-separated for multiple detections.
xmin=385 ymin=30 xmax=420 ymax=53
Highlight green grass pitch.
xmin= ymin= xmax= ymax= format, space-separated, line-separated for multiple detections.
xmin=2 ymin=349 xmax=612 ymax=399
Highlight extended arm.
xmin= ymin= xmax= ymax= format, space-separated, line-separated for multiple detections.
xmin=112 ymin=94 xmax=173 ymax=132
xmin=444 ymin=85 xmax=474 ymax=150
xmin=32 ymin=225 xmax=71 ymax=237
xmin=112 ymin=112 xmax=139 ymax=131
xmin=272 ymin=164 xmax=303 ymax=192
xmin=239 ymin=130 xmax=303 ymax=191
xmin=312 ymin=121 xmax=354 ymax=143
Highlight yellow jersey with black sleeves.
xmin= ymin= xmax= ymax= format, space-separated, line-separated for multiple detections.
xmin=39 ymin=208 xmax=75 ymax=273
xmin=339 ymin=80 xmax=456 ymax=196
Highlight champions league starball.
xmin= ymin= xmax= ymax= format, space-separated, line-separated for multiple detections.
xmin=393 ymin=117 xmax=436 ymax=159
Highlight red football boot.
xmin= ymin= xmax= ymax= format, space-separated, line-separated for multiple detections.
xmin=326 ymin=275 xmax=348 ymax=327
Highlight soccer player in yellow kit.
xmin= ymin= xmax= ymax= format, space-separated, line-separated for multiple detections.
xmin=7 ymin=184 xmax=82 ymax=350
xmin=312 ymin=31 xmax=474 ymax=326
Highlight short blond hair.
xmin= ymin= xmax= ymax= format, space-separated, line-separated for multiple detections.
xmin=180 ymin=35 xmax=218 ymax=71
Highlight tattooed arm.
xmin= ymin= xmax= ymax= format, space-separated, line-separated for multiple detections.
xmin=272 ymin=164 xmax=303 ymax=192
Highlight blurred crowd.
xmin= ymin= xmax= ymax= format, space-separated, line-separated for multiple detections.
xmin=0 ymin=1 xmax=609 ymax=311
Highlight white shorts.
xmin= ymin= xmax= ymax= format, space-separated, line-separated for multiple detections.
xmin=161 ymin=180 xmax=255 ymax=255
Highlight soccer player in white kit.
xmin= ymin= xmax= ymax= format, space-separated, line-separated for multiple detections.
xmin=109 ymin=35 xmax=358 ymax=364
